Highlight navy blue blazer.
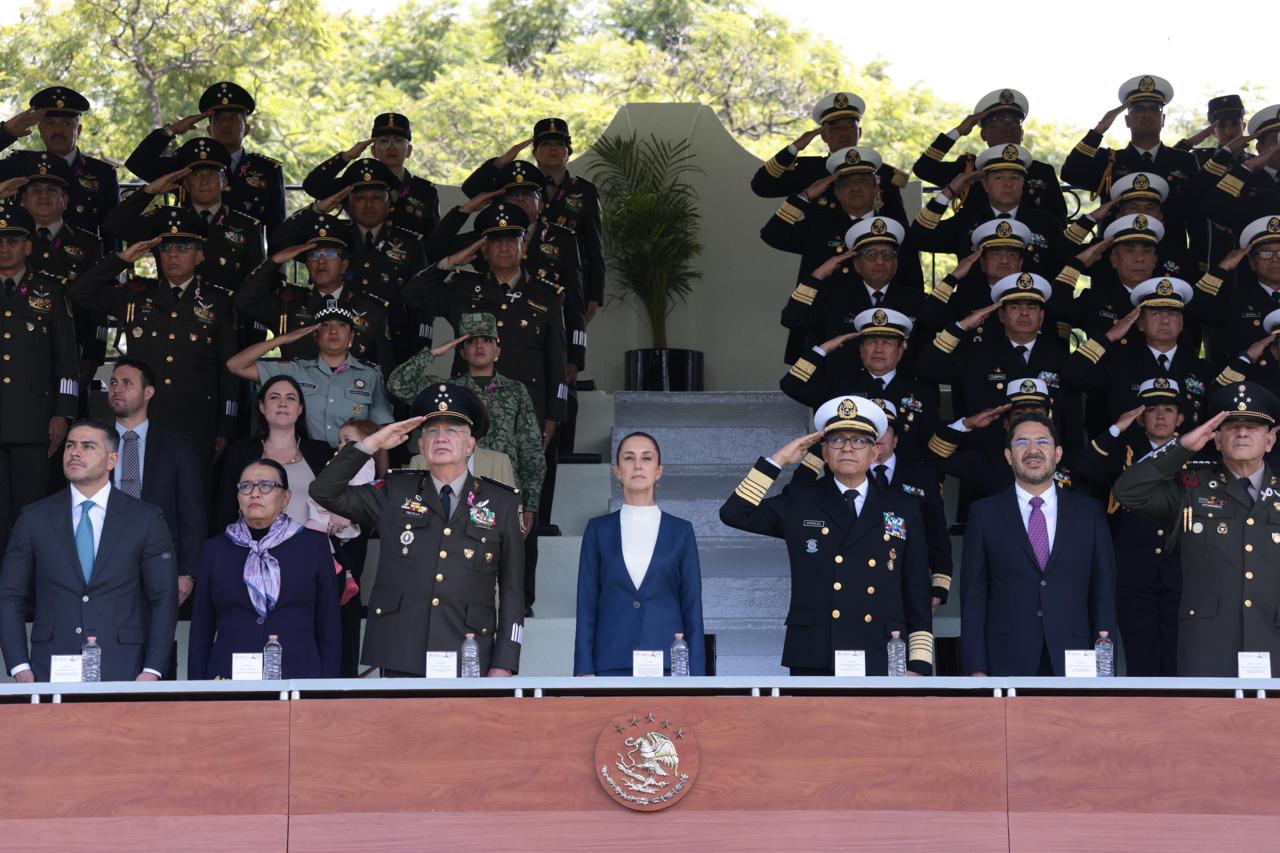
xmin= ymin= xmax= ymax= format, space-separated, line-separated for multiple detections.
xmin=574 ymin=510 xmax=705 ymax=676
xmin=960 ymin=485 xmax=1118 ymax=676
xmin=122 ymin=426 xmax=207 ymax=580
xmin=188 ymin=527 xmax=341 ymax=679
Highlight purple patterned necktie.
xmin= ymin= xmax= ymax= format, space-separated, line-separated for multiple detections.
xmin=1028 ymin=495 xmax=1049 ymax=571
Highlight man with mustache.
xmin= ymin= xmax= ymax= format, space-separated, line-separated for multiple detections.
xmin=960 ymin=411 xmax=1117 ymax=676
xmin=1115 ymin=381 xmax=1280 ymax=676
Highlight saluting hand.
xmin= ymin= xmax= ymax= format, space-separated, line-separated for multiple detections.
xmin=2 ymin=107 xmax=47 ymax=139
xmin=1094 ymin=103 xmax=1127 ymax=134
xmin=0 ymin=176 xmax=29 ymax=199
xmin=1104 ymin=305 xmax=1142 ymax=343
xmin=313 ymin=185 xmax=353 ymax=215
xmin=1113 ymin=404 xmax=1147 ymax=433
xmin=430 ymin=334 xmax=470 ymax=357
xmin=1244 ymin=331 xmax=1279 ymax=363
xmin=497 ymin=138 xmax=534 ymax=167
xmin=943 ymin=169 xmax=984 ymax=200
xmin=817 ymin=331 xmax=858 ymax=353
xmin=1219 ymin=246 xmax=1250 ymax=273
xmin=1085 ymin=197 xmax=1121 ymax=224
xmin=447 ymin=236 xmax=486 ymax=269
xmin=168 ymin=111 xmax=211 ymax=136
xmin=145 ymin=167 xmax=192 ymax=196
xmin=951 ymin=246 xmax=985 ymax=281
xmin=270 ymin=242 xmax=319 ymax=264
xmin=1223 ymin=132 xmax=1256 ymax=156
xmin=278 ymin=322 xmax=321 ymax=344
xmin=1180 ymin=409 xmax=1230 ymax=453
xmin=342 ymin=138 xmax=376 ymax=161
xmin=957 ymin=301 xmax=1000 ymax=332
xmin=799 ymin=173 xmax=836 ymax=202
xmin=962 ymin=403 xmax=1012 ymax=431
xmin=792 ymin=127 xmax=823 ymax=152
xmin=117 ymin=236 xmax=163 ymax=263
xmin=461 ymin=188 xmax=504 ymax=214
xmin=809 ymin=252 xmax=846 ymax=282
xmin=361 ymin=416 xmax=428 ymax=454
xmin=954 ymin=109 xmax=989 ymax=137
xmin=771 ymin=431 xmax=824 ymax=467
xmin=1244 ymin=144 xmax=1280 ymax=173
xmin=1074 ymin=236 xmax=1114 ymax=268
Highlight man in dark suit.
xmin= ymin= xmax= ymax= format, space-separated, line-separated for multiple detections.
xmin=960 ymin=412 xmax=1118 ymax=676
xmin=0 ymin=418 xmax=177 ymax=681
xmin=106 ymin=358 xmax=206 ymax=606
xmin=720 ymin=395 xmax=934 ymax=676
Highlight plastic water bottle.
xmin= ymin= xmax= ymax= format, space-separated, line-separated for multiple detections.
xmin=81 ymin=635 xmax=101 ymax=682
xmin=263 ymin=635 xmax=283 ymax=680
xmin=670 ymin=633 xmax=690 ymax=677
xmin=461 ymin=633 xmax=481 ymax=678
xmin=887 ymin=630 xmax=907 ymax=676
xmin=1095 ymin=632 xmax=1115 ymax=677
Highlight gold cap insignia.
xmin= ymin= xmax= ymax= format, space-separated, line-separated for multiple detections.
xmin=1134 ymin=214 xmax=1148 ymax=230
xmin=438 ymin=401 xmax=448 ymax=412
xmin=198 ymin=151 xmax=207 ymax=159
xmin=362 ymin=171 xmax=372 ymax=181
xmin=1155 ymin=377 xmax=1169 ymax=389
xmin=1139 ymin=75 xmax=1154 ymax=92
xmin=872 ymin=309 xmax=888 ymax=325
xmin=0 ymin=219 xmax=7 ymax=228
xmin=37 ymin=165 xmax=47 ymax=175
xmin=1269 ymin=217 xmax=1280 ymax=233
xmin=221 ymin=97 xmax=229 ymax=105
xmin=1021 ymin=380 xmax=1037 ymax=393
xmin=1156 ymin=279 xmax=1173 ymax=295
xmin=170 ymin=225 xmax=178 ymax=233
xmin=1239 ymin=402 xmax=1248 ymax=411
xmin=1002 ymin=144 xmax=1019 ymax=161
xmin=837 ymin=398 xmax=857 ymax=419
xmin=999 ymin=89 xmax=1014 ymax=105
xmin=55 ymin=98 xmax=65 ymax=108
xmin=834 ymin=93 xmax=849 ymax=108
xmin=318 ymin=228 xmax=327 ymax=236
xmin=871 ymin=218 xmax=887 ymax=235
xmin=1016 ymin=272 xmax=1033 ymax=289
xmin=845 ymin=148 xmax=860 ymax=164
xmin=1134 ymin=174 xmax=1150 ymax=190
xmin=996 ymin=221 xmax=1013 ymax=237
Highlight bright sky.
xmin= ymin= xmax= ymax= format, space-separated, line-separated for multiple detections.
xmin=2 ymin=0 xmax=1271 ymax=129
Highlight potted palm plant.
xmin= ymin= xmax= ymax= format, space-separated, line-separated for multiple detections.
xmin=589 ymin=133 xmax=705 ymax=390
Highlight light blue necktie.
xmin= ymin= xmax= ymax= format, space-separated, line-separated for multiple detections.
xmin=76 ymin=500 xmax=95 ymax=584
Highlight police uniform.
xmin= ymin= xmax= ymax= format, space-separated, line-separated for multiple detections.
xmin=403 ymin=203 xmax=569 ymax=427
xmin=302 ymin=113 xmax=440 ymax=239
xmin=0 ymin=87 xmax=119 ymax=238
xmin=461 ymin=118 xmax=606 ymax=314
xmin=70 ymin=208 xmax=238 ymax=463
xmin=781 ymin=307 xmax=939 ymax=463
xmin=1063 ymin=276 xmax=1231 ymax=428
xmin=308 ymin=383 xmax=525 ymax=676
xmin=1072 ymin=378 xmax=1190 ymax=675
xmin=387 ymin=312 xmax=547 ymax=514
xmin=912 ymin=88 xmax=1068 ymax=225
xmin=234 ymin=213 xmax=393 ymax=373
xmin=12 ymin=153 xmax=106 ymax=371
xmin=0 ymin=208 xmax=79 ymax=551
xmin=720 ymin=395 xmax=933 ymax=674
xmin=1114 ymin=381 xmax=1280 ymax=676
xmin=125 ymin=82 xmax=286 ymax=231
xmin=258 ymin=306 xmax=394 ymax=447
xmin=910 ymin=143 xmax=1071 ymax=280
xmin=107 ymin=138 xmax=265 ymax=293
xmin=1061 ymin=75 xmax=1198 ymax=247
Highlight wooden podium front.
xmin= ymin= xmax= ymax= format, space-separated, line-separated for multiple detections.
xmin=1 ymin=686 xmax=1278 ymax=851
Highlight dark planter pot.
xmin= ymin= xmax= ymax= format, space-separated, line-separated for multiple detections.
xmin=624 ymin=348 xmax=704 ymax=391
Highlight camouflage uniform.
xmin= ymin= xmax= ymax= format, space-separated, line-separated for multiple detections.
xmin=387 ymin=313 xmax=546 ymax=512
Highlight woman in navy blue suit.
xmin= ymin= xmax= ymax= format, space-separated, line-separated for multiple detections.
xmin=574 ymin=433 xmax=705 ymax=676
xmin=189 ymin=459 xmax=341 ymax=679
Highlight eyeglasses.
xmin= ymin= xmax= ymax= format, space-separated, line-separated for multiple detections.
xmin=858 ymin=249 xmax=898 ymax=261
xmin=306 ymin=249 xmax=341 ymax=260
xmin=237 ymin=480 xmax=283 ymax=495
xmin=982 ymin=115 xmax=1023 ymax=128
xmin=1254 ymin=249 xmax=1280 ymax=260
xmin=825 ymin=434 xmax=874 ymax=450
xmin=1011 ymin=437 xmax=1055 ymax=449
xmin=373 ymin=137 xmax=409 ymax=148
xmin=423 ymin=426 xmax=468 ymax=439
xmin=1128 ymin=103 xmax=1163 ymax=115
xmin=159 ymin=242 xmax=199 ymax=253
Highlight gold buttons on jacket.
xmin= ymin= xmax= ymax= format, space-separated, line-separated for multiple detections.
xmin=831 ymin=609 xmax=841 ymax=619
xmin=1246 ymin=544 xmax=1254 ymax=552
xmin=833 ymin=582 xmax=842 ymax=591
xmin=1245 ymin=600 xmax=1253 ymax=608
xmin=375 ymin=608 xmax=383 ymax=615
xmin=1246 ymin=572 xmax=1254 ymax=580
xmin=432 ymin=598 xmax=440 ymax=606
xmin=443 ymin=527 xmax=451 ymax=536
xmin=439 ymin=550 xmax=447 ymax=558
xmin=864 ymin=614 xmax=872 ymax=623
xmin=1188 ymin=609 xmax=1196 ymax=616
xmin=867 ymin=586 xmax=875 ymax=595
xmin=435 ymin=573 xmax=444 ymax=582
xmin=868 ymin=559 xmax=876 ymax=567
xmin=1246 ymin=519 xmax=1255 ymax=526
xmin=821 ymin=527 xmax=829 ymax=535
xmin=1155 ymin=548 xmax=1162 ymax=555
xmin=834 ymin=555 xmax=843 ymax=564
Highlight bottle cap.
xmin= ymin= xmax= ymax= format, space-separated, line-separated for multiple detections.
xmin=87 ymin=636 xmax=97 ymax=642
xmin=890 ymin=630 xmax=900 ymax=638
xmin=465 ymin=632 xmax=475 ymax=639
xmin=674 ymin=632 xmax=684 ymax=639
xmin=268 ymin=634 xmax=279 ymax=641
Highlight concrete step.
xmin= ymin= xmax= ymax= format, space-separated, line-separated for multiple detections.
xmin=519 ymin=616 xmax=576 ymax=677
xmin=609 ymin=464 xmax=796 ymax=539
xmin=612 ymin=392 xmax=810 ymax=465
xmin=548 ymin=463 xmax=612 ymax=538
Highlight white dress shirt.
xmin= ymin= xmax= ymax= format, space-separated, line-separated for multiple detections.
xmin=1149 ymin=345 xmax=1176 ymax=368
xmin=113 ymin=420 xmax=149 ymax=489
xmin=991 ymin=205 xmax=1020 ymax=219
xmin=1014 ymin=482 xmax=1057 ymax=552
xmin=620 ymin=504 xmax=662 ymax=590
xmin=832 ymin=476 xmax=868 ymax=516
xmin=70 ymin=481 xmax=112 ymax=557
xmin=875 ymin=453 xmax=897 ymax=486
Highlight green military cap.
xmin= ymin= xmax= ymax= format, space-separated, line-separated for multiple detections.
xmin=459 ymin=312 xmax=499 ymax=341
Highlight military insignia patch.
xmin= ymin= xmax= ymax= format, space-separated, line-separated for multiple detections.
xmin=871 ymin=218 xmax=887 ymax=235
xmin=872 ymin=308 xmax=888 ymax=325
xmin=999 ymin=89 xmax=1014 ymax=105
xmin=844 ymin=148 xmax=860 ymax=165
xmin=805 ymin=539 xmax=818 ymax=554
xmin=837 ymin=398 xmax=857 ymax=418
xmin=1269 ymin=217 xmax=1280 ymax=233
xmin=1155 ymin=377 xmax=1170 ymax=389
xmin=1134 ymin=214 xmax=1148 ymax=230
xmin=467 ymin=492 xmax=495 ymax=527
xmin=1134 ymin=174 xmax=1150 ymax=191
xmin=1139 ymin=75 xmax=1154 ymax=92
xmin=996 ymin=221 xmax=1013 ymax=237
xmin=883 ymin=512 xmax=907 ymax=539
xmin=1016 ymin=272 xmax=1033 ymax=289
xmin=1020 ymin=379 xmax=1036 ymax=393
xmin=1002 ymin=144 xmax=1019 ymax=161
xmin=1156 ymin=279 xmax=1173 ymax=295
xmin=400 ymin=497 xmax=428 ymax=517
xmin=834 ymin=93 xmax=849 ymax=108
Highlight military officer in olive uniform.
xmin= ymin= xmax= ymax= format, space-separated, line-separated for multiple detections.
xmin=125 ymin=81 xmax=286 ymax=232
xmin=0 ymin=206 xmax=78 ymax=553
xmin=234 ymin=212 xmax=393 ymax=373
xmin=106 ymin=137 xmax=265 ymax=293
xmin=719 ymin=395 xmax=934 ymax=676
xmin=308 ymin=385 xmax=525 ymax=676
xmin=403 ymin=203 xmax=568 ymax=433
xmin=11 ymin=153 xmax=105 ymax=382
xmin=302 ymin=112 xmax=440 ymax=240
xmin=227 ymin=305 xmax=393 ymax=447
xmin=1115 ymin=381 xmax=1280 ymax=677
xmin=71 ymin=207 xmax=239 ymax=466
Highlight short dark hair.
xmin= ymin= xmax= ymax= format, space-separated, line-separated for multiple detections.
xmin=255 ymin=374 xmax=310 ymax=441
xmin=1005 ymin=411 xmax=1060 ymax=448
xmin=69 ymin=417 xmax=118 ymax=453
xmin=340 ymin=417 xmax=379 ymax=439
xmin=614 ymin=431 xmax=662 ymax=465
xmin=240 ymin=457 xmax=289 ymax=491
xmin=112 ymin=357 xmax=156 ymax=388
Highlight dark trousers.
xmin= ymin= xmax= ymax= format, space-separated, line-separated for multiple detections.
xmin=0 ymin=442 xmax=51 ymax=555
xmin=335 ymin=536 xmax=369 ymax=678
xmin=1037 ymin=640 xmax=1055 ymax=676
xmin=1118 ymin=581 xmax=1180 ymax=676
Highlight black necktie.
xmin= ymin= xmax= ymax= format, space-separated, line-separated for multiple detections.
xmin=1015 ymin=345 xmax=1029 ymax=364
xmin=2 ymin=278 xmax=13 ymax=296
xmin=364 ymin=230 xmax=376 ymax=254
xmin=1157 ymin=353 xmax=1169 ymax=371
xmin=1142 ymin=151 xmax=1154 ymax=165
xmin=1239 ymin=477 xmax=1254 ymax=508
xmin=440 ymin=484 xmax=453 ymax=520
xmin=871 ymin=290 xmax=883 ymax=306
xmin=996 ymin=212 xmax=1011 ymax=219
xmin=872 ymin=376 xmax=885 ymax=392
xmin=171 ymin=285 xmax=183 ymax=301
xmin=37 ymin=227 xmax=51 ymax=243
xmin=872 ymin=465 xmax=889 ymax=491
xmin=843 ymin=488 xmax=859 ymax=521
xmin=201 ymin=210 xmax=212 ymax=225
xmin=1270 ymin=290 xmax=1280 ymax=304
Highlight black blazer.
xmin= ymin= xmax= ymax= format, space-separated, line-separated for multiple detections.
xmin=214 ymin=437 xmax=333 ymax=530
xmin=0 ymin=487 xmax=177 ymax=681
xmin=959 ymin=485 xmax=1117 ymax=676
xmin=114 ymin=426 xmax=207 ymax=579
